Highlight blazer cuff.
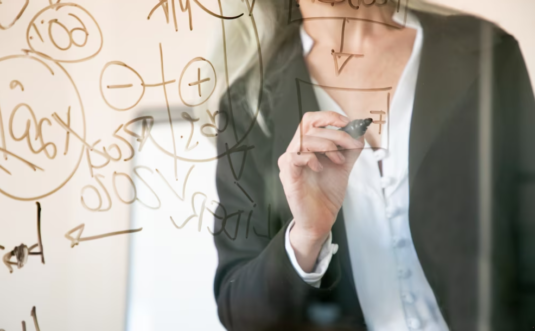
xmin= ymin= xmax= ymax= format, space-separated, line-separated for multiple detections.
xmin=284 ymin=219 xmax=339 ymax=288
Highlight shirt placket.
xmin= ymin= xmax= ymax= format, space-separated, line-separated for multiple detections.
xmin=379 ymin=106 xmax=425 ymax=330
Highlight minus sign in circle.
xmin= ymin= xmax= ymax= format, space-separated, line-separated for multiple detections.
xmin=107 ymin=84 xmax=133 ymax=89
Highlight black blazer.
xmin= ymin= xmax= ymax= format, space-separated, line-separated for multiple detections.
xmin=212 ymin=10 xmax=535 ymax=331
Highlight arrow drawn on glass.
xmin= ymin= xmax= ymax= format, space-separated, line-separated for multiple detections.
xmin=65 ymin=224 xmax=142 ymax=248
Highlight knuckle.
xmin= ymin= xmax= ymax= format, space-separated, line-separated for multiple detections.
xmin=334 ymin=130 xmax=346 ymax=141
xmin=302 ymin=112 xmax=313 ymax=126
xmin=322 ymin=139 xmax=335 ymax=149
xmin=327 ymin=111 xmax=339 ymax=119
xmin=316 ymin=142 xmax=326 ymax=153
xmin=277 ymin=154 xmax=286 ymax=169
xmin=327 ymin=143 xmax=337 ymax=152
xmin=330 ymin=139 xmax=338 ymax=148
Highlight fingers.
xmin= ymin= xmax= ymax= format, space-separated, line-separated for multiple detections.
xmin=307 ymin=127 xmax=364 ymax=151
xmin=301 ymin=135 xmax=346 ymax=165
xmin=279 ymin=134 xmax=350 ymax=179
xmin=281 ymin=111 xmax=365 ymax=177
xmin=290 ymin=153 xmax=323 ymax=174
xmin=288 ymin=111 xmax=351 ymax=152
xmin=301 ymin=111 xmax=350 ymax=131
xmin=278 ymin=152 xmax=322 ymax=179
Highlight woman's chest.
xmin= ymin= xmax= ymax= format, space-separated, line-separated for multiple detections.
xmin=305 ymin=37 xmax=415 ymax=147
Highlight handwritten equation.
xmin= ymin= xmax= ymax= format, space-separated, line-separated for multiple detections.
xmin=0 ymin=0 xmax=262 ymax=204
xmin=0 ymin=0 xmax=265 ymax=329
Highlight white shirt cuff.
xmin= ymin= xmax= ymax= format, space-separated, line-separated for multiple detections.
xmin=284 ymin=220 xmax=339 ymax=288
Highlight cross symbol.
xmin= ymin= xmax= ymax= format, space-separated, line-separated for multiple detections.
xmin=188 ymin=68 xmax=210 ymax=97
xmin=370 ymin=110 xmax=387 ymax=134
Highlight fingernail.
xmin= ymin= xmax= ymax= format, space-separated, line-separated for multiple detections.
xmin=338 ymin=152 xmax=346 ymax=162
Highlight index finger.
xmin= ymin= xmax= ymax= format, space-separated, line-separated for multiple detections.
xmin=301 ymin=111 xmax=350 ymax=131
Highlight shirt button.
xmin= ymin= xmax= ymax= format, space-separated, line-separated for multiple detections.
xmin=380 ymin=176 xmax=395 ymax=188
xmin=407 ymin=317 xmax=422 ymax=329
xmin=398 ymin=268 xmax=412 ymax=279
xmin=401 ymin=292 xmax=416 ymax=304
xmin=374 ymin=149 xmax=388 ymax=161
xmin=392 ymin=237 xmax=407 ymax=248
xmin=385 ymin=206 xmax=398 ymax=219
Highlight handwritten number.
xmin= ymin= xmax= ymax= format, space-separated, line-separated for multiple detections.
xmin=47 ymin=14 xmax=90 ymax=51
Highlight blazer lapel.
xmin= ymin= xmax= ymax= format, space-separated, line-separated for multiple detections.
xmin=270 ymin=32 xmax=319 ymax=222
xmin=406 ymin=12 xmax=503 ymax=326
xmin=408 ymin=11 xmax=482 ymax=189
xmin=331 ymin=212 xmax=358 ymax=294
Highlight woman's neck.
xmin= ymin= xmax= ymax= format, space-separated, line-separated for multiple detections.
xmin=299 ymin=1 xmax=399 ymax=49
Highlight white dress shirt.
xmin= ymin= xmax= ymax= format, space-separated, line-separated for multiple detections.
xmin=284 ymin=12 xmax=450 ymax=331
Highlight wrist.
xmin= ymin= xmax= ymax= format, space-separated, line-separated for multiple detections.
xmin=289 ymin=223 xmax=330 ymax=273
xmin=291 ymin=221 xmax=331 ymax=246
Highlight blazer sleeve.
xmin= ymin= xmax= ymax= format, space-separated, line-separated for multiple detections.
xmin=499 ymin=35 xmax=535 ymax=327
xmin=212 ymin=85 xmax=342 ymax=331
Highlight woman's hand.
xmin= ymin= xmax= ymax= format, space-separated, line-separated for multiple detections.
xmin=278 ymin=111 xmax=364 ymax=272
